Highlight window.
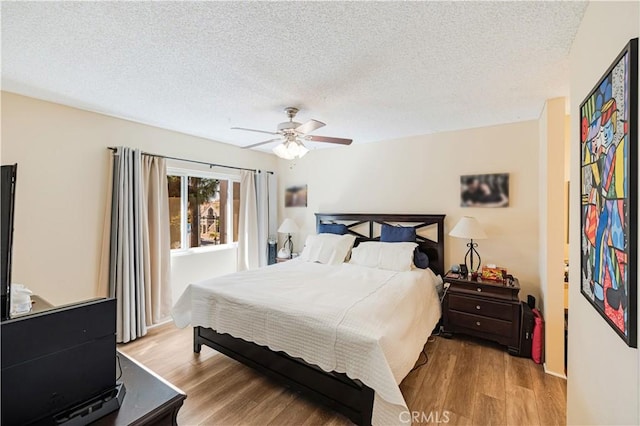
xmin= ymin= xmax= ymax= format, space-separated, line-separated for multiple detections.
xmin=168 ymin=170 xmax=240 ymax=251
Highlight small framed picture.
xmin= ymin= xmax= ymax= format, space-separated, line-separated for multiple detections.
xmin=460 ymin=173 xmax=509 ymax=207
xmin=285 ymin=185 xmax=307 ymax=207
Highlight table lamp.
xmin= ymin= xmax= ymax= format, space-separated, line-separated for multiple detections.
xmin=277 ymin=218 xmax=299 ymax=259
xmin=449 ymin=216 xmax=487 ymax=273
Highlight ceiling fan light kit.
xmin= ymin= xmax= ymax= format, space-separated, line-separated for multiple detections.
xmin=272 ymin=139 xmax=309 ymax=160
xmin=234 ymin=107 xmax=353 ymax=159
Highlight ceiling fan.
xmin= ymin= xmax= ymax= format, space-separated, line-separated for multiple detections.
xmin=232 ymin=107 xmax=352 ymax=159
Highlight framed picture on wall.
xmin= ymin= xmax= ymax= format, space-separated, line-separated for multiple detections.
xmin=579 ymin=38 xmax=638 ymax=347
xmin=460 ymin=173 xmax=509 ymax=207
xmin=285 ymin=185 xmax=307 ymax=208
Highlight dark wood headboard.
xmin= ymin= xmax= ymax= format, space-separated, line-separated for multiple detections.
xmin=315 ymin=213 xmax=446 ymax=276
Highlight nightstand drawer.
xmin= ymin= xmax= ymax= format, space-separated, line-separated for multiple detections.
xmin=448 ymin=310 xmax=513 ymax=337
xmin=448 ymin=294 xmax=513 ymax=321
xmin=448 ymin=280 xmax=516 ymax=300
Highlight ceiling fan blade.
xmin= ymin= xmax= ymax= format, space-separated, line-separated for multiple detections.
xmin=305 ymin=135 xmax=352 ymax=145
xmin=231 ymin=127 xmax=278 ymax=136
xmin=243 ymin=138 xmax=282 ymax=149
xmin=295 ymin=119 xmax=325 ymax=135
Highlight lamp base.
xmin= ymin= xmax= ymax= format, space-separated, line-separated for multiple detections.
xmin=464 ymin=239 xmax=482 ymax=273
xmin=284 ymin=234 xmax=293 ymax=259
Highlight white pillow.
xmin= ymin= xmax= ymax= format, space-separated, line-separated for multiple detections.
xmin=349 ymin=241 xmax=418 ymax=272
xmin=299 ymin=233 xmax=357 ymax=265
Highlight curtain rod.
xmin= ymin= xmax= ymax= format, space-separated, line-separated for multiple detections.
xmin=107 ymin=147 xmax=273 ymax=174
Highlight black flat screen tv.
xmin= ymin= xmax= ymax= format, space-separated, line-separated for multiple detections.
xmin=1 ymin=164 xmax=17 ymax=321
xmin=1 ymin=298 xmax=118 ymax=425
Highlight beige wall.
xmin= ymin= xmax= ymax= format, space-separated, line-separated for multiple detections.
xmin=170 ymin=247 xmax=237 ymax=304
xmin=538 ymin=97 xmax=567 ymax=377
xmin=0 ymin=92 xmax=277 ymax=306
xmin=567 ymin=1 xmax=639 ymax=425
xmin=277 ymin=120 xmax=542 ymax=300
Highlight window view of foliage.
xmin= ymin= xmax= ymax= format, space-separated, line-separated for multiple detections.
xmin=168 ymin=176 xmax=182 ymax=249
xmin=187 ymin=177 xmax=220 ymax=248
xmin=168 ymin=174 xmax=237 ymax=250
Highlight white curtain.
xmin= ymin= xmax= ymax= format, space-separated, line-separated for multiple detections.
xmin=142 ymin=155 xmax=172 ymax=324
xmin=237 ymin=170 xmax=259 ymax=271
xmin=99 ymin=147 xmax=172 ymax=343
xmin=256 ymin=171 xmax=278 ymax=266
xmin=97 ymin=154 xmax=114 ymax=298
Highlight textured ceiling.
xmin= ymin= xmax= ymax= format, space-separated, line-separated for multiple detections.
xmin=1 ymin=1 xmax=588 ymax=152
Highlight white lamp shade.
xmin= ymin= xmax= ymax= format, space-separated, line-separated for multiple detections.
xmin=295 ymin=142 xmax=309 ymax=157
xmin=449 ymin=216 xmax=487 ymax=240
xmin=273 ymin=142 xmax=295 ymax=160
xmin=278 ymin=218 xmax=299 ymax=234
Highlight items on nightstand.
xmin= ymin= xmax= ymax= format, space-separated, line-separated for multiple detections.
xmin=481 ymin=265 xmax=507 ymax=282
xmin=459 ymin=264 xmax=468 ymax=277
xmin=277 ymin=218 xmax=299 ymax=259
xmin=277 ymin=247 xmax=290 ymax=259
xmin=276 ymin=255 xmax=297 ymax=263
xmin=449 ymin=216 xmax=487 ymax=272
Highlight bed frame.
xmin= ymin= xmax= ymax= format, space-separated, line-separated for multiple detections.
xmin=193 ymin=213 xmax=446 ymax=426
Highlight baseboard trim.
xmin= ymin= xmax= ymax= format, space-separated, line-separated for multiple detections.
xmin=543 ymin=363 xmax=567 ymax=379
xmin=149 ymin=317 xmax=173 ymax=329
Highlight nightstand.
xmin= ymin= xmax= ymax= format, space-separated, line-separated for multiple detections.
xmin=442 ymin=271 xmax=521 ymax=355
xmin=276 ymin=257 xmax=291 ymax=263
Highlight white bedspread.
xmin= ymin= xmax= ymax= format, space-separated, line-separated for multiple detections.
xmin=172 ymin=260 xmax=442 ymax=425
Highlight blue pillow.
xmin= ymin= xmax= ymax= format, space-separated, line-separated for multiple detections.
xmin=380 ymin=224 xmax=416 ymax=242
xmin=318 ymin=223 xmax=348 ymax=235
xmin=380 ymin=224 xmax=429 ymax=269
xmin=414 ymin=250 xmax=430 ymax=269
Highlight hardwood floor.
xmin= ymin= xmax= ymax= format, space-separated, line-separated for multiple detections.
xmin=118 ymin=323 xmax=566 ymax=425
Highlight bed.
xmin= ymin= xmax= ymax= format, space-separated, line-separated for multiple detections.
xmin=172 ymin=213 xmax=445 ymax=425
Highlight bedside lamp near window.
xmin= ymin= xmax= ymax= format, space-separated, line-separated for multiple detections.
xmin=449 ymin=216 xmax=487 ymax=273
xmin=277 ymin=218 xmax=299 ymax=259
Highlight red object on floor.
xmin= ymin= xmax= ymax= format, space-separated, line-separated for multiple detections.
xmin=531 ymin=308 xmax=544 ymax=364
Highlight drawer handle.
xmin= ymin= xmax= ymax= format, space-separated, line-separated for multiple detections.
xmin=477 ymin=288 xmax=482 ymax=292
xmin=476 ymin=321 xmax=481 ymax=326
xmin=476 ymin=305 xmax=481 ymax=310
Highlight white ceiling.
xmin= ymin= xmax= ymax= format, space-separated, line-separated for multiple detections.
xmin=1 ymin=1 xmax=588 ymax=152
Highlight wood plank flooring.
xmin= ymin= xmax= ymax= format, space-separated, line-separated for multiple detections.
xmin=118 ymin=323 xmax=566 ymax=425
